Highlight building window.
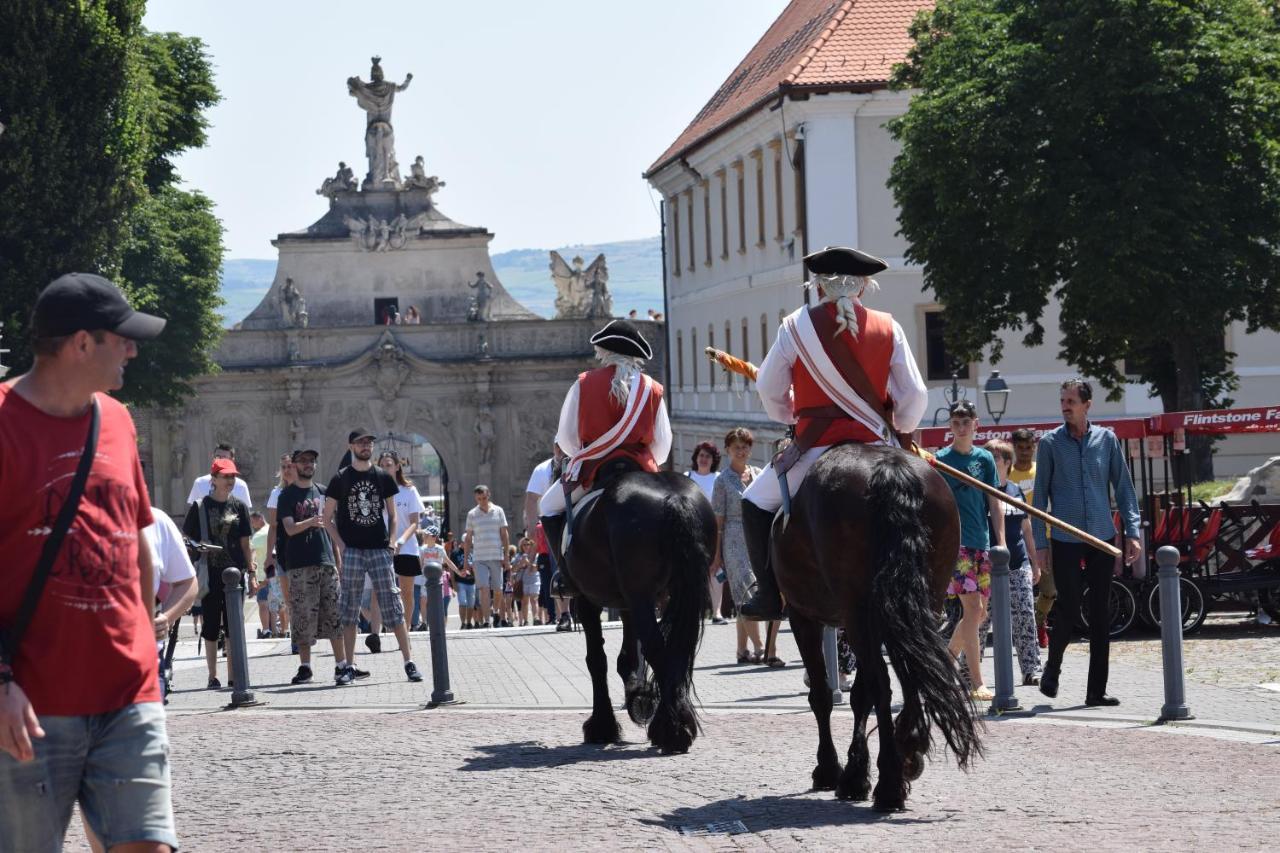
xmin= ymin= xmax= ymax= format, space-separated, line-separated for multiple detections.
xmin=670 ymin=197 xmax=681 ymax=277
xmin=702 ymin=181 xmax=712 ymax=267
xmin=924 ymin=310 xmax=972 ymax=381
xmin=707 ymin=325 xmax=716 ymax=390
xmin=718 ymin=170 xmax=729 ymax=260
xmin=734 ymin=161 xmax=746 ymax=254
xmin=676 ymin=329 xmax=684 ymax=390
xmin=685 ymin=190 xmax=696 ymax=273
xmin=753 ymin=150 xmax=766 ymax=247
xmin=741 ymin=318 xmax=751 ymax=381
xmin=760 ymin=313 xmax=769 ymax=359
xmin=690 ymin=327 xmax=698 ymax=390
xmin=791 ymin=133 xmax=805 ymax=237
xmin=374 ymin=297 xmax=400 ymax=325
xmin=770 ymin=140 xmax=785 ymax=241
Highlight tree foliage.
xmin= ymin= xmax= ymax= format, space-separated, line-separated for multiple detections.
xmin=888 ymin=0 xmax=1280 ymax=450
xmin=0 ymin=2 xmax=223 ymax=408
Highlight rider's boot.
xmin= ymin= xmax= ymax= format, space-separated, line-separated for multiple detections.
xmin=540 ymin=513 xmax=572 ymax=589
xmin=739 ymin=501 xmax=784 ymax=621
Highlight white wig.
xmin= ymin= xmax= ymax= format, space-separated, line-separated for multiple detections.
xmin=594 ymin=345 xmax=644 ymax=405
xmin=814 ymin=273 xmax=880 ymax=338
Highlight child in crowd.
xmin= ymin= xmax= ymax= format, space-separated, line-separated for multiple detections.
xmin=512 ymin=537 xmax=542 ymax=626
xmin=418 ymin=524 xmax=464 ymax=633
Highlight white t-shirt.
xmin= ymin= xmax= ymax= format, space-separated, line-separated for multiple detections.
xmin=526 ymin=457 xmax=555 ymax=497
xmin=145 ymin=507 xmax=197 ymax=652
xmin=685 ymin=470 xmax=718 ymax=500
xmin=266 ymin=486 xmax=282 ymax=510
xmin=187 ymin=474 xmax=253 ymax=508
xmin=466 ymin=503 xmax=509 ymax=561
xmin=385 ymin=483 xmax=425 ymax=557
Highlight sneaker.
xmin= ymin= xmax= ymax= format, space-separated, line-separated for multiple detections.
xmin=346 ymin=664 xmax=371 ymax=680
xmin=1037 ymin=625 xmax=1049 ymax=649
xmin=207 ymin=676 xmax=221 ymax=690
xmin=711 ymin=616 xmax=727 ymax=625
xmin=256 ymin=628 xmax=265 ymax=639
xmin=334 ymin=666 xmax=353 ymax=685
xmin=405 ymin=661 xmax=423 ymax=682
xmin=291 ymin=665 xmax=313 ymax=685
xmin=1258 ymin=610 xmax=1274 ymax=626
xmin=365 ymin=633 xmax=382 ymax=654
xmin=492 ymin=615 xmax=501 ymax=629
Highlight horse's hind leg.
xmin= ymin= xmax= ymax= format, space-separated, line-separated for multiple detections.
xmin=790 ymin=613 xmax=842 ymax=791
xmin=617 ymin=612 xmax=656 ymax=726
xmin=836 ymin=658 xmax=874 ymax=801
xmin=579 ymin=599 xmax=622 ymax=744
xmin=895 ymin=682 xmax=930 ymax=782
xmin=869 ymin=652 xmax=909 ymax=811
xmin=629 ymin=596 xmax=695 ymax=754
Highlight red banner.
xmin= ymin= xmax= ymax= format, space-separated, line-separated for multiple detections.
xmin=1147 ymin=406 xmax=1280 ymax=435
xmin=916 ymin=417 xmax=1147 ymax=449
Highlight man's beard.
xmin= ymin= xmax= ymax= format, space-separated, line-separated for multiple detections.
xmin=355 ymin=448 xmax=373 ymax=460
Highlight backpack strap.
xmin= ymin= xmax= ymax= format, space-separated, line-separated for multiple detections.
xmin=0 ymin=398 xmax=100 ymax=672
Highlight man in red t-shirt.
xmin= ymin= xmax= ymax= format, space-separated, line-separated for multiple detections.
xmin=0 ymin=273 xmax=177 ymax=851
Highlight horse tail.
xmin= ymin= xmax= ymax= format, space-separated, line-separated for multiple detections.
xmin=867 ymin=454 xmax=983 ymax=770
xmin=656 ymin=489 xmax=711 ymax=720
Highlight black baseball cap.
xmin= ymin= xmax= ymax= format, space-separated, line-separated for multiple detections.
xmin=32 ymin=273 xmax=166 ymax=340
xmin=348 ymin=429 xmax=377 ymax=443
xmin=291 ymin=448 xmax=320 ymax=461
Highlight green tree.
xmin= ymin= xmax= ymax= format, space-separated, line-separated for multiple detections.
xmin=0 ymin=0 xmax=151 ymax=358
xmin=888 ymin=0 xmax=1280 ymax=481
xmin=0 ymin=5 xmax=223 ymax=408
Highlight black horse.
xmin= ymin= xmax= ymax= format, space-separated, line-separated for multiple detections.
xmin=773 ymin=443 xmax=982 ymax=810
xmin=542 ymin=467 xmax=715 ymax=754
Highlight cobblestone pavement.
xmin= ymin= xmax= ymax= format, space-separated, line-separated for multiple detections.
xmin=164 ymin=614 xmax=1280 ymax=734
xmin=63 ymin=709 xmax=1280 ymax=851
xmin=1108 ymin=610 xmax=1280 ymax=689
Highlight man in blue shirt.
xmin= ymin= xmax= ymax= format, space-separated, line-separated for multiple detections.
xmin=1032 ymin=379 xmax=1142 ymax=706
xmin=937 ymin=400 xmax=1006 ymax=701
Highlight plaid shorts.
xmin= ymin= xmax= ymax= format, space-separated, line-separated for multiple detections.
xmin=340 ymin=547 xmax=405 ymax=627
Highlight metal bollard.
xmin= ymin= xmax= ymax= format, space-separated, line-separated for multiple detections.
xmin=1156 ymin=546 xmax=1193 ymax=721
xmin=221 ymin=568 xmax=257 ymax=707
xmin=987 ymin=546 xmax=1020 ymax=713
xmin=422 ymin=560 xmax=459 ymax=707
xmin=822 ymin=626 xmax=842 ymax=704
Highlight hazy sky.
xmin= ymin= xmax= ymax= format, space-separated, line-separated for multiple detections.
xmin=142 ymin=1 xmax=787 ymax=259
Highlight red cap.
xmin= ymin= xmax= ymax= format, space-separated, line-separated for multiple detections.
xmin=211 ymin=458 xmax=240 ymax=477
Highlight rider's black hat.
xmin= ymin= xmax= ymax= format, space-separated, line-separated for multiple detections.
xmin=803 ymin=246 xmax=888 ymax=277
xmin=590 ymin=319 xmax=652 ymax=360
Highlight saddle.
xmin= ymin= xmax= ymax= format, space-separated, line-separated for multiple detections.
xmin=551 ymin=457 xmax=647 ymax=595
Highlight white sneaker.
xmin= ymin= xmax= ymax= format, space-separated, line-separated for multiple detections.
xmin=1258 ymin=610 xmax=1273 ymax=626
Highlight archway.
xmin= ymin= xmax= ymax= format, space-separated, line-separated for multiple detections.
xmin=380 ymin=430 xmax=450 ymax=533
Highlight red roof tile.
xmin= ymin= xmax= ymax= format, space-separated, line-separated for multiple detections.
xmin=646 ymin=0 xmax=932 ymax=177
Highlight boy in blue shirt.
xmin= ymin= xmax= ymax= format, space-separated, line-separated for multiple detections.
xmin=936 ymin=400 xmax=1006 ymax=700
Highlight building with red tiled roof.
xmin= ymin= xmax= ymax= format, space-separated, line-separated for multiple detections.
xmin=645 ymin=0 xmax=1278 ymax=477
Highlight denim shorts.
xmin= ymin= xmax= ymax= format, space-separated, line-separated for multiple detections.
xmin=0 ymin=701 xmax=177 ymax=852
xmin=455 ymin=582 xmax=477 ymax=609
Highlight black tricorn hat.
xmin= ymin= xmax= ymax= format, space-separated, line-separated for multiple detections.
xmin=803 ymin=246 xmax=888 ymax=277
xmin=589 ymin=319 xmax=652 ymax=360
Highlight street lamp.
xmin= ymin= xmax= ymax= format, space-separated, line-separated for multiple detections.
xmin=983 ymin=370 xmax=1011 ymax=424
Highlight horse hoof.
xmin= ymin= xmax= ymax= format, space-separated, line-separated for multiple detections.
xmin=835 ymin=770 xmax=870 ymax=801
xmin=811 ymin=763 xmax=842 ymax=791
xmin=872 ymin=798 xmax=907 ymax=813
xmin=872 ymin=781 xmax=908 ymax=812
xmin=903 ymin=751 xmax=925 ymax=782
xmin=583 ymin=714 xmax=622 ymax=745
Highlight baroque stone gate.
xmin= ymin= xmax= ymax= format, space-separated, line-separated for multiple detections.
xmin=135 ymin=56 xmax=665 ymax=533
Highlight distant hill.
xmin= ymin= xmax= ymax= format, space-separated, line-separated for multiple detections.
xmin=216 ymin=236 xmax=663 ymax=327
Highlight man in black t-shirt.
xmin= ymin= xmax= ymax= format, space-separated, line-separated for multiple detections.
xmin=323 ymin=429 xmax=421 ymax=684
xmin=278 ymin=449 xmax=350 ymax=686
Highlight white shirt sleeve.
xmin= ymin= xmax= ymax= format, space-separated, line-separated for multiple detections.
xmin=233 ymin=478 xmax=253 ymax=509
xmin=887 ymin=319 xmax=929 ymax=434
xmin=411 ymin=486 xmax=426 ymax=515
xmin=185 ymin=475 xmax=208 ymax=505
xmin=755 ymin=319 xmax=798 ymax=425
xmin=554 ymin=382 xmax=582 ymax=457
xmin=651 ymin=398 xmax=672 ymax=466
xmin=146 ymin=507 xmax=196 ymax=595
xmin=525 ymin=458 xmax=552 ymax=496
xmin=266 ymin=487 xmax=281 ymax=510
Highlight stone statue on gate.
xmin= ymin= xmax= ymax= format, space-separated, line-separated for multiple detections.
xmin=467 ymin=271 xmax=494 ymax=321
xmin=317 ymin=161 xmax=358 ymax=197
xmin=347 ymin=57 xmax=413 ymax=190
xmin=550 ymin=251 xmax=610 ymax=319
xmin=405 ymin=155 xmax=445 ymax=198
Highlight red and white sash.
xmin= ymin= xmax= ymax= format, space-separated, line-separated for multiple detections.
xmin=783 ymin=308 xmax=898 ymax=446
xmin=565 ymin=371 xmax=656 ymax=482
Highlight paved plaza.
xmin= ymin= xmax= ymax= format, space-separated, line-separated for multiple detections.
xmin=68 ymin=612 xmax=1280 ymax=849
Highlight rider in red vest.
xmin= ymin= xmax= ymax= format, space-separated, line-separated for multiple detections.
xmin=539 ymin=320 xmax=671 ymax=563
xmin=739 ymin=247 xmax=929 ymax=619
